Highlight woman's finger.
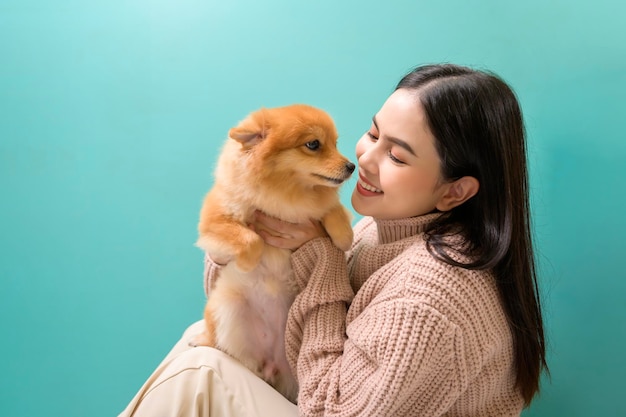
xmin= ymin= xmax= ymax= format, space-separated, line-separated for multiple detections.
xmin=255 ymin=211 xmax=292 ymax=232
xmin=253 ymin=211 xmax=327 ymax=250
xmin=256 ymin=229 xmax=292 ymax=250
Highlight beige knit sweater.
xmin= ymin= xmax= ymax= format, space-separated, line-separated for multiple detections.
xmin=204 ymin=214 xmax=524 ymax=416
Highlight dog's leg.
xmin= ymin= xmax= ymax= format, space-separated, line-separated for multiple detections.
xmin=197 ymin=224 xmax=264 ymax=272
xmin=197 ymin=194 xmax=265 ymax=272
xmin=188 ymin=307 xmax=217 ymax=347
xmin=321 ymin=205 xmax=354 ymax=251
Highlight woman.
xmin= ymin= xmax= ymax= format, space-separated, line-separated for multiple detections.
xmin=120 ymin=63 xmax=548 ymax=416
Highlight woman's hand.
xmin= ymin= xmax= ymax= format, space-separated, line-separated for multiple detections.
xmin=251 ymin=211 xmax=328 ymax=251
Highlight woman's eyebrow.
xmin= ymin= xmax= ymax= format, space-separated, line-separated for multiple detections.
xmin=372 ymin=116 xmax=416 ymax=156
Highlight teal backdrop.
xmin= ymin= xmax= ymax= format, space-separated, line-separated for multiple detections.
xmin=1 ymin=1 xmax=624 ymax=416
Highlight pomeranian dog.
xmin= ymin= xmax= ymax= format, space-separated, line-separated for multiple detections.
xmin=189 ymin=104 xmax=355 ymax=403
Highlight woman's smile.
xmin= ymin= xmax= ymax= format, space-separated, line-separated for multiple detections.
xmin=356 ymin=173 xmax=383 ymax=195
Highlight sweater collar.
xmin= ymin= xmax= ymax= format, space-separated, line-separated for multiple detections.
xmin=374 ymin=213 xmax=442 ymax=244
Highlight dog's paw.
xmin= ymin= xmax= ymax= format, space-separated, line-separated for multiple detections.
xmin=195 ymin=235 xmax=212 ymax=252
xmin=331 ymin=230 xmax=354 ymax=252
xmin=188 ymin=332 xmax=214 ymax=347
xmin=323 ymin=206 xmax=354 ymax=251
xmin=235 ymin=235 xmax=265 ymax=272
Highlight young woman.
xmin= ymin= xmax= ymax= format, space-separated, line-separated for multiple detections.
xmin=119 ymin=63 xmax=548 ymax=417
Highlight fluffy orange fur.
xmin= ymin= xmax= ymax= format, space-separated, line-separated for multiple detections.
xmin=189 ymin=104 xmax=354 ymax=403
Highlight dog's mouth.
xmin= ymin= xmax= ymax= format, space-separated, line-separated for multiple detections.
xmin=313 ymin=174 xmax=348 ymax=185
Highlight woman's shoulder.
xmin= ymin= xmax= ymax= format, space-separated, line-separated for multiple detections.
xmin=397 ymin=240 xmax=503 ymax=324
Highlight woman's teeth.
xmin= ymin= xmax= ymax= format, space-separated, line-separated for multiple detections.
xmin=359 ymin=178 xmax=382 ymax=193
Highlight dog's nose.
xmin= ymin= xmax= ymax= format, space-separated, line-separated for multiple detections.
xmin=345 ymin=162 xmax=356 ymax=174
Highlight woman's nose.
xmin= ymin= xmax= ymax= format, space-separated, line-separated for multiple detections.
xmin=357 ymin=142 xmax=378 ymax=173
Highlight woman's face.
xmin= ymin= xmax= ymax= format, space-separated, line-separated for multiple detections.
xmin=351 ymin=89 xmax=450 ymax=220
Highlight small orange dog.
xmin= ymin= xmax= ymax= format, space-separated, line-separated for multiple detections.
xmin=189 ymin=104 xmax=354 ymax=403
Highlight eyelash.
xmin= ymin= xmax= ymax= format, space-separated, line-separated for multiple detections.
xmin=366 ymin=132 xmax=405 ymax=164
xmin=388 ymin=151 xmax=404 ymax=164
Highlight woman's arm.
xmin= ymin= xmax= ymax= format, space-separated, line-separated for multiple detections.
xmin=203 ymin=252 xmax=224 ymax=297
xmin=285 ymin=238 xmax=352 ymax=413
xmin=286 ymin=238 xmax=466 ymax=416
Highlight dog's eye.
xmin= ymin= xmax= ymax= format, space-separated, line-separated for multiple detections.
xmin=305 ymin=140 xmax=321 ymax=151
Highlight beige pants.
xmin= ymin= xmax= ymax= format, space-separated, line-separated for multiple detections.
xmin=118 ymin=320 xmax=298 ymax=417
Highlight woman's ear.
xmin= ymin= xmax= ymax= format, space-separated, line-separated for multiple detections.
xmin=435 ymin=176 xmax=480 ymax=211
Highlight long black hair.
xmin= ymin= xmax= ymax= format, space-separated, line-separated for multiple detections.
xmin=396 ymin=64 xmax=547 ymax=405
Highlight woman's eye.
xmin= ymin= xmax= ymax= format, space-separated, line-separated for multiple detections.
xmin=305 ymin=140 xmax=320 ymax=150
xmin=388 ymin=151 xmax=405 ymax=164
xmin=367 ymin=132 xmax=378 ymax=141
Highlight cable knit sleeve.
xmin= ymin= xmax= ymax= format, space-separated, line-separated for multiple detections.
xmin=286 ymin=238 xmax=467 ymax=416
xmin=338 ymin=301 xmax=465 ymax=416
xmin=285 ymin=238 xmax=353 ymax=409
xmin=203 ymin=252 xmax=223 ymax=298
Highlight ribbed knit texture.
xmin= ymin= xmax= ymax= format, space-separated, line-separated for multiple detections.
xmin=204 ymin=214 xmax=524 ymax=416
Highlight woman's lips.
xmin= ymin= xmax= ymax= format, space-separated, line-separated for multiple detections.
xmin=356 ymin=175 xmax=383 ymax=195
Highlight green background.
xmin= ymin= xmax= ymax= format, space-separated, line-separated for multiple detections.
xmin=1 ymin=1 xmax=624 ymax=416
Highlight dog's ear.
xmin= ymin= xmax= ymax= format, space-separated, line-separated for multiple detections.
xmin=229 ymin=129 xmax=266 ymax=147
xmin=229 ymin=111 xmax=269 ymax=148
